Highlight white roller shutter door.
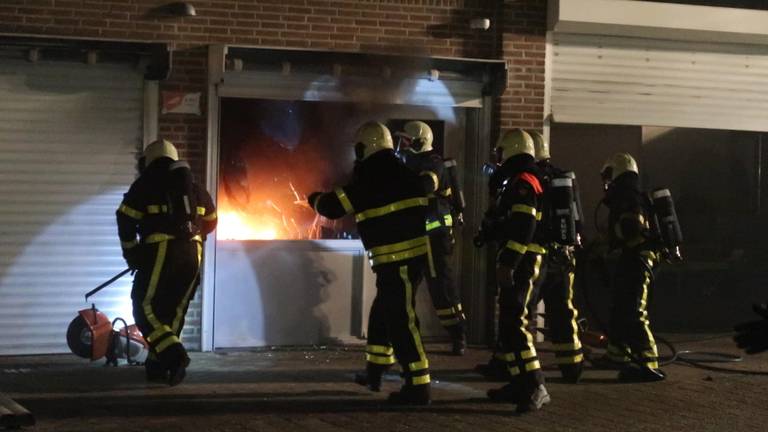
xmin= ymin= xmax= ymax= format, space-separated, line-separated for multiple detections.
xmin=550 ymin=32 xmax=768 ymax=132
xmin=0 ymin=59 xmax=143 ymax=354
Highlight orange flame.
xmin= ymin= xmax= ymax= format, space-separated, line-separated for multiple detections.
xmin=217 ymin=210 xmax=281 ymax=240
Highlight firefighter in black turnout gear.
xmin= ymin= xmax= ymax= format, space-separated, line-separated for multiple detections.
xmin=600 ymin=153 xmax=665 ymax=382
xmin=526 ymin=130 xmax=585 ymax=383
xmin=116 ymin=139 xmax=217 ymax=386
xmin=396 ymin=120 xmax=467 ymax=356
xmin=308 ymin=121 xmax=432 ymax=405
xmin=475 ymin=129 xmax=551 ymax=413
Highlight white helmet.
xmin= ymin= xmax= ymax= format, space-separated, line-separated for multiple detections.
xmin=144 ymin=139 xmax=179 ymax=166
xmin=354 ymin=121 xmax=394 ymax=161
xmin=401 ymin=120 xmax=434 ymax=153
xmin=495 ymin=129 xmax=535 ymax=164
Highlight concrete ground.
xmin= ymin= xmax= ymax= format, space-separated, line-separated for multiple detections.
xmin=1 ymin=334 xmax=767 ymax=432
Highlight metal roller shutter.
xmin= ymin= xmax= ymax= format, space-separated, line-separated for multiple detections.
xmin=550 ymin=32 xmax=768 ymax=132
xmin=0 ymin=59 xmax=143 ymax=355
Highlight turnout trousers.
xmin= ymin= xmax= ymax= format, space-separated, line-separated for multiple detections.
xmin=496 ymin=250 xmax=545 ymax=387
xmin=131 ymin=238 xmax=202 ymax=370
xmin=529 ymin=248 xmax=584 ymax=366
xmin=607 ymin=248 xmax=660 ymax=369
xmin=425 ymin=228 xmax=465 ymax=338
xmin=364 ymin=258 xmax=431 ymax=387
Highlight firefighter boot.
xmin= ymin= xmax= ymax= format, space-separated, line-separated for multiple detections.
xmin=387 ymin=383 xmax=431 ymax=406
xmin=618 ymin=365 xmax=666 ymax=383
xmin=144 ymin=355 xmax=167 ymax=382
xmin=487 ymin=378 xmax=524 ymax=403
xmin=163 ymin=344 xmax=191 ymax=387
xmin=559 ymin=362 xmax=584 ymax=384
xmin=354 ymin=363 xmax=389 ymax=392
xmin=515 ymin=373 xmax=551 ymax=413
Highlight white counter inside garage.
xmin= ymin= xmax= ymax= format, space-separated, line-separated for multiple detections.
xmin=212 ymin=239 xmax=444 ymax=350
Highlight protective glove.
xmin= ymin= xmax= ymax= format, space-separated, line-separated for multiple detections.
xmin=307 ymin=192 xmax=323 ymax=210
xmin=734 ymin=303 xmax=768 ymax=354
xmin=455 ymin=212 xmax=465 ymax=227
xmin=122 ymin=246 xmax=142 ymax=271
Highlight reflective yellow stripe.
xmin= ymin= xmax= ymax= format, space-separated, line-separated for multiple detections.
xmin=511 ymin=204 xmax=537 ymax=217
xmin=495 ymin=352 xmax=516 ymax=362
xmin=155 ymin=334 xmax=181 ymax=353
xmin=366 ymin=353 xmax=396 ymax=365
xmin=121 ymin=239 xmax=138 ymax=249
xmin=173 ymin=242 xmax=202 ymax=333
xmin=147 ymin=205 xmax=169 ymax=214
xmin=438 ymin=187 xmax=452 ymax=197
xmin=369 ymin=245 xmax=428 ymax=267
xmin=143 ymin=241 xmax=167 ymax=338
xmin=196 ymin=206 xmax=206 ymax=215
xmin=412 ymin=375 xmax=431 ymax=385
xmin=520 ymin=255 xmax=543 ymax=348
xmin=334 ymin=188 xmax=354 ymax=214
xmin=420 ymin=171 xmax=439 ymax=192
xmin=118 ymin=204 xmax=144 ymax=220
xmin=508 ymin=366 xmax=521 ymax=376
xmin=552 ymin=342 xmax=582 ymax=351
xmin=409 ymin=359 xmax=429 ymax=371
xmin=505 ymin=240 xmax=528 ymax=254
xmin=521 ymin=349 xmax=537 ymax=360
xmin=426 ymin=220 xmax=442 ymax=231
xmin=366 ymin=345 xmax=394 ymax=355
xmin=435 ymin=307 xmax=454 ymax=316
xmin=527 ymin=243 xmax=547 ymax=255
xmin=443 ymin=214 xmax=453 ymax=227
xmin=146 ymin=325 xmax=173 ymax=343
xmin=355 ymin=197 xmax=428 ymax=223
xmin=202 ymin=211 xmax=217 ymax=222
xmin=401 ymin=265 xmax=429 ymax=377
xmin=554 ymin=354 xmax=584 ymax=365
xmin=369 ymin=236 xmax=428 ymax=256
xmin=646 ymin=361 xmax=660 ymax=369
xmin=536 ymin=212 xmax=542 ymax=221
xmin=145 ymin=233 xmax=203 ymax=243
xmin=456 ymin=304 xmax=463 ymax=311
xmin=524 ymin=360 xmax=541 ymax=372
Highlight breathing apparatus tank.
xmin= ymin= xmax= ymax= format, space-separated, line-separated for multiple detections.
xmin=550 ymin=172 xmax=579 ymax=246
xmin=650 ymin=188 xmax=683 ymax=261
xmin=443 ymin=159 xmax=466 ymax=216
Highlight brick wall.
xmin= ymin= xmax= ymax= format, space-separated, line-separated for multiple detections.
xmin=0 ymin=0 xmax=547 ymax=349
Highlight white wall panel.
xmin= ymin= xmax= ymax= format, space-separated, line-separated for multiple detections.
xmin=550 ymin=33 xmax=768 ymax=132
xmin=0 ymin=59 xmax=143 ymax=355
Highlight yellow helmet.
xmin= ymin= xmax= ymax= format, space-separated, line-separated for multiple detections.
xmin=144 ymin=139 xmax=179 ymax=166
xmin=495 ymin=129 xmax=535 ymax=164
xmin=354 ymin=121 xmax=394 ymax=161
xmin=528 ymin=130 xmax=550 ymax=161
xmin=402 ymin=120 xmax=433 ymax=153
xmin=601 ymin=152 xmax=639 ymax=180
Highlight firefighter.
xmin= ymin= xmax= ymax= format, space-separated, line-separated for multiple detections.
xmin=396 ymin=120 xmax=467 ymax=356
xmin=475 ymin=129 xmax=550 ymax=413
xmin=600 ymin=152 xmax=665 ymax=382
xmin=308 ymin=121 xmax=432 ymax=405
xmin=526 ymin=130 xmax=585 ymax=383
xmin=116 ymin=139 xmax=217 ymax=386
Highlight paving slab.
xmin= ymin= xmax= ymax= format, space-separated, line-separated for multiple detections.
xmin=1 ymin=334 xmax=766 ymax=432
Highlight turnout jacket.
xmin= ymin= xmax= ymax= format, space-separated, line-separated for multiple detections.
xmin=311 ymin=150 xmax=429 ymax=270
xmin=402 ymin=150 xmax=454 ymax=232
xmin=116 ymin=158 xmax=218 ymax=252
xmin=484 ymin=155 xmax=545 ymax=269
xmin=603 ymin=171 xmax=651 ymax=250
